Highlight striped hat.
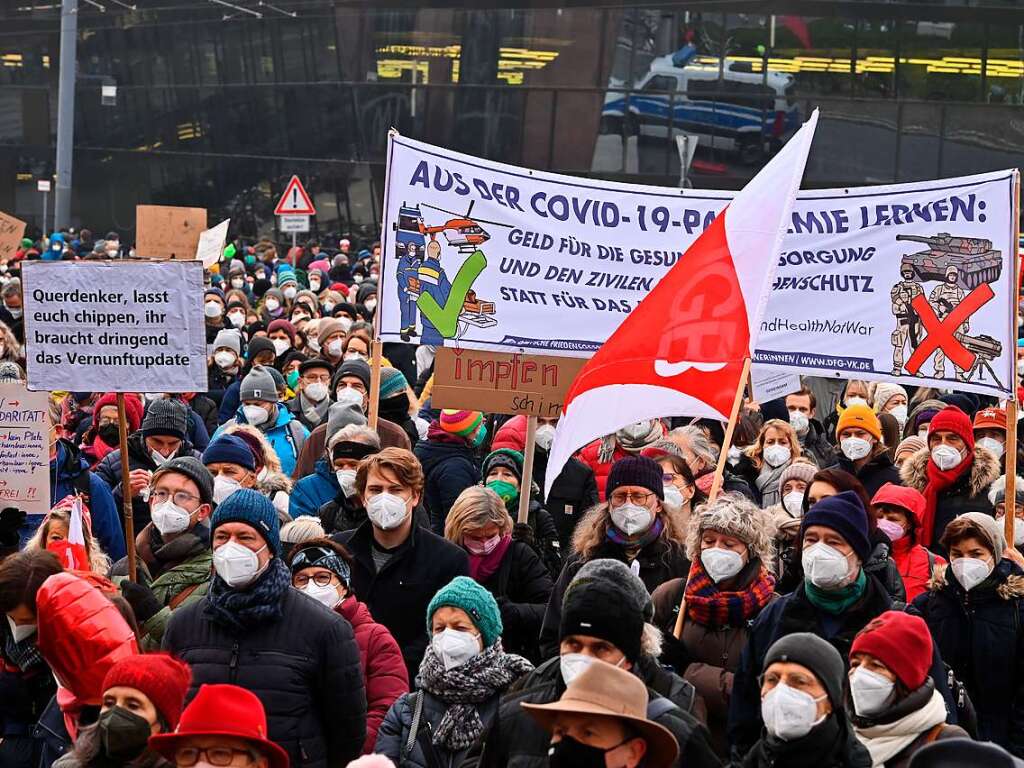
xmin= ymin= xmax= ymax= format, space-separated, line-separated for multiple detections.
xmin=440 ymin=409 xmax=483 ymax=437
xmin=379 ymin=367 xmax=409 ymax=400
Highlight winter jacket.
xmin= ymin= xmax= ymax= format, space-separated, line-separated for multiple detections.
xmin=910 ymin=560 xmax=1024 ymax=755
xmin=336 ymin=596 xmax=409 ymax=754
xmin=799 ymin=418 xmax=838 ymax=469
xmin=290 ymin=458 xmax=339 ymax=519
xmin=94 ymin=432 xmax=202 ymax=532
xmin=834 ymin=449 xmax=902 ymax=498
xmin=206 ymin=363 xmax=240 ymax=409
xmin=478 ymin=540 xmax=553 ymax=663
xmin=53 ymin=748 xmax=172 ymax=768
xmin=739 ymin=716 xmax=871 ymax=768
xmin=336 ymin=521 xmax=469 ymax=681
xmin=213 ymin=403 xmax=309 ymax=477
xmin=472 ymin=656 xmax=721 ymax=768
xmin=375 ymin=690 xmax=498 ymax=768
xmin=0 ymin=624 xmax=55 ymax=768
xmin=512 ymin=498 xmax=563 ymax=579
xmin=892 ymin=535 xmax=945 ymax=602
xmin=292 ymin=418 xmax=411 ymax=480
xmin=109 ymin=523 xmax=213 ymax=650
xmin=49 ymin=440 xmax=126 ymax=561
xmin=184 ymin=408 xmax=210 ymax=451
xmin=163 ymin=581 xmax=367 ymax=768
xmin=539 ymin=536 xmax=691 ymax=658
xmin=319 ymin=492 xmax=368 ymax=535
xmin=187 ymin=395 xmax=219 ymax=443
xmin=576 ymin=439 xmax=628 ymax=500
xmin=900 ymin=446 xmax=1000 ymax=551
xmin=414 ymin=436 xmax=481 ymax=535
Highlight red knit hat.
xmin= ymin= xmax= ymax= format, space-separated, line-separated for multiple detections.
xmin=928 ymin=405 xmax=974 ymax=451
xmin=851 ymin=611 xmax=932 ymax=690
xmin=102 ymin=654 xmax=192 ymax=729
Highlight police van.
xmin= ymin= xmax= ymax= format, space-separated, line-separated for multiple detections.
xmin=602 ymin=54 xmax=801 ymax=164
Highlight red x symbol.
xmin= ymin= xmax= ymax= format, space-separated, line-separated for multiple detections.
xmin=905 ymin=283 xmax=994 ymax=375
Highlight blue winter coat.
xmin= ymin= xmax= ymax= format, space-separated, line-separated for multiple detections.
xmin=213 ymin=403 xmax=308 ymax=477
xmin=291 ymin=458 xmax=339 ymax=519
xmin=414 ymin=437 xmax=480 ymax=535
xmin=218 ymin=380 xmax=242 ymax=424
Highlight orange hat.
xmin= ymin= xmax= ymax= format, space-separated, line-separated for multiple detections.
xmin=836 ymin=403 xmax=881 ymax=441
xmin=973 ymin=407 xmax=1007 ymax=433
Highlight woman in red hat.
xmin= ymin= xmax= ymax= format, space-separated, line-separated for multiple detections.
xmin=870 ymin=484 xmax=946 ymax=602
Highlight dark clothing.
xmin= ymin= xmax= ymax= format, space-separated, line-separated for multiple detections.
xmin=800 ymin=418 xmax=838 ymax=469
xmin=336 ymin=521 xmax=469 ymax=681
xmin=375 ymin=690 xmax=498 ymax=768
xmin=188 ymin=395 xmax=220 ymax=442
xmin=776 ymin=532 xmax=906 ymax=605
xmin=206 ymin=363 xmax=240 ymax=409
xmin=414 ymin=437 xmax=481 ymax=535
xmin=0 ymin=626 xmax=55 ymax=768
xmin=285 ymin=393 xmax=329 ymax=432
xmin=48 ymin=440 xmax=126 ymax=561
xmin=835 ymin=450 xmax=902 ymax=498
xmin=480 ymin=540 xmax=553 ymax=662
xmin=163 ymin=581 xmax=367 ymax=768
xmin=318 ymin=491 xmax=368 ymax=535
xmin=740 ymin=715 xmax=871 ymax=768
xmin=536 ymin=454 xmax=600 ymax=552
xmin=292 ymin=418 xmax=411 ymax=481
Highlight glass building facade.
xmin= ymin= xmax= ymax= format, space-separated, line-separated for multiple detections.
xmin=1 ymin=1 xmax=1022 ymax=244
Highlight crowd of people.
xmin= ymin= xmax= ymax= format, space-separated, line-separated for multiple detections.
xmin=0 ymin=228 xmax=1022 ymax=767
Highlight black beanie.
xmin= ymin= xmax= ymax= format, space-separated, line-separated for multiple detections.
xmin=560 ymin=559 xmax=651 ymax=662
xmin=141 ymin=399 xmax=189 ymax=440
xmin=763 ymin=632 xmax=846 ymax=711
xmin=606 ymin=455 xmax=665 ymax=501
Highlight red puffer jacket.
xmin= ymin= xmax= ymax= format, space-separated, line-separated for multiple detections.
xmin=892 ymin=536 xmax=945 ymax=602
xmin=337 ymin=596 xmax=409 ymax=753
xmin=576 ymin=439 xmax=628 ymax=501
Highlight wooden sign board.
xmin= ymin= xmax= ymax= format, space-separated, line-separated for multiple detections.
xmin=0 ymin=211 xmax=27 ymax=263
xmin=135 ymin=205 xmax=207 ymax=260
xmin=432 ymin=347 xmax=586 ymax=418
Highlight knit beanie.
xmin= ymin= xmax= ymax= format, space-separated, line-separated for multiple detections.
xmin=871 ymin=382 xmax=907 ymax=414
xmin=317 ymin=319 xmax=347 ymax=348
xmin=204 ymin=287 xmax=225 ymax=303
xmin=851 ymin=611 xmax=933 ymax=690
xmin=280 ymin=517 xmax=326 ymax=545
xmin=945 ymin=511 xmax=1005 ymax=564
xmin=240 ymin=365 xmax=278 ymax=404
xmin=427 ymin=576 xmax=502 ymax=648
xmin=277 ymin=268 xmax=298 ymax=289
xmin=152 ymin=457 xmax=215 ymax=506
xmin=290 ymin=542 xmax=351 ymax=588
xmin=928 ymin=405 xmax=975 ymax=451
xmin=202 ymin=435 xmax=256 ymax=472
xmin=356 ymin=281 xmax=377 ymax=305
xmin=685 ymin=494 xmax=774 ymax=564
xmin=836 ymin=404 xmax=882 ymax=441
xmin=895 ymin=435 xmax=926 ymax=458
xmin=211 ymin=488 xmax=281 ymax=557
xmin=265 ymin=366 xmax=286 ymax=393
xmin=333 ymin=359 xmax=371 ymax=392
xmin=606 ymin=455 xmax=665 ymax=501
xmin=482 ymin=448 xmax=523 ymax=484
xmin=141 ymin=399 xmax=189 ymax=441
xmin=267 ymin=319 xmax=296 ymax=344
xmin=779 ymin=461 xmax=817 ymax=490
xmin=990 ymin=475 xmax=1024 ymax=509
xmin=800 ymin=490 xmax=871 ymax=564
xmin=938 ymin=392 xmax=980 ymax=418
xmin=560 ymin=559 xmax=652 ymax=663
xmin=440 ymin=409 xmax=483 ymax=438
xmin=764 ymin=632 xmax=846 ymax=710
xmin=101 ymin=654 xmax=192 ymax=729
xmin=379 ymin=368 xmax=409 ymax=400
xmin=247 ymin=336 xmax=276 ymax=362
xmin=326 ymin=402 xmax=367 ymax=438
xmin=212 ymin=328 xmax=242 ymax=356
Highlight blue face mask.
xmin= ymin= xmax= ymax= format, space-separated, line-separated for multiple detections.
xmin=471 ymin=424 xmax=488 ymax=448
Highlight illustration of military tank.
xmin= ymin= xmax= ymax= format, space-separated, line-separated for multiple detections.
xmin=896 ymin=233 xmax=1003 ymax=290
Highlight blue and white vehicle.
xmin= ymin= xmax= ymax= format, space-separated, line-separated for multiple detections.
xmin=603 ymin=54 xmax=801 ymax=164
xmin=394 ymin=204 xmax=426 ymax=257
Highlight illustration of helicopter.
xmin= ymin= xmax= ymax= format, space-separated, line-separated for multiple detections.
xmin=418 ymin=202 xmax=512 ymax=253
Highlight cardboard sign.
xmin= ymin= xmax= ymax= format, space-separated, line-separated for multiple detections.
xmin=0 ymin=382 xmax=51 ymax=515
xmin=135 ymin=205 xmax=207 ymax=260
xmin=196 ymin=218 xmax=230 ymax=268
xmin=22 ymin=260 xmax=208 ymax=392
xmin=0 ymin=211 xmax=27 ymax=262
xmin=432 ymin=347 xmax=586 ymax=418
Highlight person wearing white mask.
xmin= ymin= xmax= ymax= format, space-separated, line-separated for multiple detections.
xmin=973 ymin=406 xmax=1009 ymax=465
xmin=287 ymin=538 xmax=409 ymax=753
xmin=203 ymin=434 xmax=260 ymax=505
xmin=107 ymin=456 xmax=214 ymax=651
xmin=786 ymin=389 xmax=837 ymax=469
xmin=910 ymin=511 xmax=1024 ymax=753
xmin=768 ymin=460 xmax=817 ymax=586
xmin=203 ymin=288 xmax=226 ymax=342
xmin=993 ymin=475 xmax=1024 ymax=551
xmin=847 ymin=611 xmax=967 ymax=767
xmin=337 ymin=448 xmax=469 ymax=681
xmin=376 ymin=576 xmax=533 ymax=767
xmin=207 ymin=328 xmax=243 ymax=408
xmin=735 ymin=419 xmax=800 ymax=509
xmin=316 ymin=318 xmax=349 ymax=366
xmin=647 ymin=448 xmax=699 ymax=524
xmin=164 ymin=488 xmax=368 ymax=768
xmin=871 ymin=382 xmax=908 ymax=429
xmin=835 ymin=404 xmax=902 ymax=497
xmin=285 ymin=359 xmax=334 ymax=432
xmin=744 ymin=633 xmax=870 ymax=768
xmin=291 ymin=422 xmax=378 ymax=520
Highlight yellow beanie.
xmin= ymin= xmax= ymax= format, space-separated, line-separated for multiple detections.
xmin=836 ymin=403 xmax=882 ymax=441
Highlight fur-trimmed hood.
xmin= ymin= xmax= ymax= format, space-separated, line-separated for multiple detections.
xmin=685 ymin=493 xmax=776 ymax=572
xmin=899 ymin=445 xmax=1001 ymax=497
xmin=258 ymin=469 xmax=293 ymax=495
xmin=927 ymin=562 xmax=1024 ymax=600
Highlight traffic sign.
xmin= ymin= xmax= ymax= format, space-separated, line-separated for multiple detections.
xmin=279 ymin=215 xmax=310 ymax=233
xmin=274 ymin=175 xmax=316 ymax=216
xmin=37 ymin=180 xmax=51 ymax=192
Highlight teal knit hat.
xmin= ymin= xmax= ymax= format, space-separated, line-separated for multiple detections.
xmin=379 ymin=367 xmax=409 ymax=400
xmin=211 ymin=488 xmax=281 ymax=557
xmin=426 ymin=576 xmax=502 ymax=648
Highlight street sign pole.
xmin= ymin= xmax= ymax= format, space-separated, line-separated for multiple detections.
xmin=38 ymin=180 xmax=52 ymax=237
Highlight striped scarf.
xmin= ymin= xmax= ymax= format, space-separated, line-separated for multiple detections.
xmin=685 ymin=555 xmax=775 ymax=627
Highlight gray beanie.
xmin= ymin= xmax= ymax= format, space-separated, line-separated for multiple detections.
xmin=213 ymin=328 xmax=242 ymax=356
xmin=953 ymin=511 xmax=1006 ymax=564
xmin=240 ymin=365 xmax=278 ymax=404
xmin=141 ymin=399 xmax=189 ymax=440
xmin=763 ymin=632 xmax=846 ymax=711
xmin=569 ymin=558 xmax=653 ymax=621
xmin=152 ymin=456 xmax=215 ymax=505
xmin=326 ymin=402 xmax=367 ymax=440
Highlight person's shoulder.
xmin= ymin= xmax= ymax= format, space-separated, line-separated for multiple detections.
xmin=415 ymin=527 xmax=468 ymax=559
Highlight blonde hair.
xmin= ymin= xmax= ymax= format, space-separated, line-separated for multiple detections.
xmin=744 ymin=418 xmax=801 ymax=471
xmin=26 ymin=506 xmax=110 ymax=576
xmin=444 ymin=486 xmax=513 ymax=544
xmin=281 ymin=517 xmax=326 ymax=546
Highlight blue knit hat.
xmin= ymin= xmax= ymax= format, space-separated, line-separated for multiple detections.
xmin=202 ymin=434 xmax=256 ymax=472
xmin=379 ymin=367 xmax=409 ymax=400
xmin=800 ymin=490 xmax=871 ymax=564
xmin=211 ymin=488 xmax=281 ymax=556
xmin=426 ymin=576 xmax=502 ymax=648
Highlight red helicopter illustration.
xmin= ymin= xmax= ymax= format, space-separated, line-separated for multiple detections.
xmin=418 ymin=202 xmax=512 ymax=253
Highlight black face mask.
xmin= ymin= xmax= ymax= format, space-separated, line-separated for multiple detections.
xmin=97 ymin=706 xmax=152 ymax=762
xmin=98 ymin=423 xmax=120 ymax=446
xmin=548 ymin=735 xmax=622 ymax=768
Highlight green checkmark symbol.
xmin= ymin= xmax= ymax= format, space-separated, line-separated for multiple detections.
xmin=416 ymin=250 xmax=488 ymax=338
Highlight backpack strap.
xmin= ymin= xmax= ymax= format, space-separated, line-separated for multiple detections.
xmin=923 ymin=723 xmax=945 ymax=744
xmin=401 ymin=691 xmax=425 ymax=762
xmin=646 ymin=697 xmax=679 ymax=721
xmin=168 ymin=582 xmax=203 ymax=611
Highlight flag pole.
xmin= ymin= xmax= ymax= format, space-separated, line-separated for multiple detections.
xmin=1005 ymin=171 xmax=1020 ymax=552
xmin=517 ymin=416 xmax=538 ymax=525
xmin=674 ymin=356 xmax=751 ymax=638
xmin=116 ymin=393 xmax=137 ymax=583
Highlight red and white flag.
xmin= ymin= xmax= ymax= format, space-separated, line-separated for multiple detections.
xmin=545 ymin=110 xmax=819 ymax=498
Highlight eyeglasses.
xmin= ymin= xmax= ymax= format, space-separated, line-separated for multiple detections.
xmin=97 ymin=418 xmax=118 ymax=427
xmin=150 ymin=489 xmax=201 ymax=507
xmin=293 ymin=572 xmax=336 ymax=588
xmin=174 ymin=746 xmax=258 ymax=767
xmin=610 ymin=491 xmax=654 ymax=506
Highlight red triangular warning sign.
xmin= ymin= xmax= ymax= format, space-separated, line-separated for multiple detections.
xmin=274 ymin=175 xmax=316 ymax=215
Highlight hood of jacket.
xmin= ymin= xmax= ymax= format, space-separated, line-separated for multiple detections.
xmin=415 ymin=437 xmax=474 ymax=476
xmin=234 ymin=402 xmax=292 ymax=431
xmin=257 ymin=469 xmax=293 ymax=495
xmin=52 ymin=438 xmax=88 ymax=480
xmin=927 ymin=559 xmax=1024 ymax=599
xmin=900 ymin=445 xmax=1001 ymax=497
xmin=313 ymin=457 xmax=336 ymax=483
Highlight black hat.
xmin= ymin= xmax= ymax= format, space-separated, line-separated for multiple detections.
xmin=333 ymin=358 xmax=371 ymax=392
xmin=606 ymin=455 xmax=665 ymax=501
xmin=152 ymin=456 xmax=215 ymax=505
xmin=560 ymin=559 xmax=652 ymax=662
xmin=299 ymin=357 xmax=334 ymax=376
xmin=908 ymin=739 xmax=1024 ymax=768
xmin=247 ymin=336 xmax=276 ymax=362
xmin=141 ymin=399 xmax=189 ymax=440
xmin=763 ymin=632 xmax=846 ymax=711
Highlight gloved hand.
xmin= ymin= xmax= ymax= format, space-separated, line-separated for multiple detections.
xmin=0 ymin=507 xmax=26 ymax=546
xmin=121 ymin=580 xmax=162 ymax=624
xmin=512 ymin=522 xmax=535 ymax=548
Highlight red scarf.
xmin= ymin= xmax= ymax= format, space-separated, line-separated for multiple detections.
xmin=921 ymin=452 xmax=973 ymax=545
xmin=685 ymin=555 xmax=775 ymax=628
xmin=468 ymin=534 xmax=512 ymax=583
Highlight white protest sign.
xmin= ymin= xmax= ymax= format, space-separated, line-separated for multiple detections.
xmin=22 ymin=261 xmax=208 ymax=393
xmin=379 ymin=134 xmax=1016 ymax=396
xmin=0 ymin=382 xmax=50 ymax=515
xmin=196 ymin=218 xmax=230 ymax=268
xmin=751 ymin=367 xmax=802 ymax=403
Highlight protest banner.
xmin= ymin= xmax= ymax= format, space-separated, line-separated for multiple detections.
xmin=135 ymin=205 xmax=207 ymax=260
xmin=378 ymin=134 xmax=1016 ymax=397
xmin=0 ymin=382 xmax=50 ymax=517
xmin=21 ymin=260 xmax=208 ymax=393
xmin=196 ymin=218 xmax=230 ymax=268
xmin=431 ymin=347 xmax=587 ymax=418
xmin=0 ymin=211 xmax=27 ymax=262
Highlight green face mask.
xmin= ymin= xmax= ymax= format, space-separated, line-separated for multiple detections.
xmin=244 ymin=254 xmax=256 ymax=266
xmin=487 ymin=479 xmax=518 ymax=503
xmin=471 ymin=423 xmax=488 ymax=448
xmin=287 ymin=369 xmax=300 ymax=389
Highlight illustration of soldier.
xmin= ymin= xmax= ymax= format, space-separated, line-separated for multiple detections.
xmin=396 ymin=241 xmax=421 ymax=341
xmin=929 ymin=265 xmax=968 ymax=380
xmin=418 ymin=239 xmax=452 ymax=346
xmin=890 ymin=263 xmax=923 ymax=375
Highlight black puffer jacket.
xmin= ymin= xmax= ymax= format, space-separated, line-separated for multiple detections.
xmin=479 ymin=540 xmax=553 ymax=663
xmin=776 ymin=531 xmax=906 ymax=604
xmin=834 ymin=450 xmax=902 ymax=498
xmin=534 ymin=454 xmax=599 ymax=551
xmin=800 ymin=418 xmax=838 ymax=469
xmin=414 ymin=436 xmax=481 ymax=535
xmin=162 ymin=582 xmax=366 ymax=767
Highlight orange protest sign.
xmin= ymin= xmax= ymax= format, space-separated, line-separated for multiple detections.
xmin=135 ymin=205 xmax=207 ymax=260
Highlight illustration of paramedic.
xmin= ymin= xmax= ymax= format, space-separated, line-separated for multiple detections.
xmin=418 ymin=239 xmax=453 ymax=345
xmin=397 ymin=241 xmax=420 ymax=341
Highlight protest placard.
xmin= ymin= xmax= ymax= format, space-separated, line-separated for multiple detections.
xmin=0 ymin=211 xmax=27 ymax=262
xmin=751 ymin=367 xmax=803 ymax=403
xmin=378 ymin=134 xmax=1016 ymax=396
xmin=196 ymin=218 xmax=230 ymax=268
xmin=432 ymin=347 xmax=586 ymax=418
xmin=21 ymin=260 xmax=207 ymax=392
xmin=0 ymin=382 xmax=50 ymax=515
xmin=136 ymin=205 xmax=207 ymax=260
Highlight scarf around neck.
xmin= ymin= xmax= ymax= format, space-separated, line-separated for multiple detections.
xmin=607 ymin=514 xmax=665 ymax=550
xmin=204 ymin=557 xmax=290 ymax=632
xmin=855 ymin=689 xmax=947 ymax=766
xmin=755 ymin=460 xmax=790 ymax=508
xmin=300 ymin=391 xmax=330 ymax=425
xmin=922 ymin=452 xmax=973 ymax=546
xmin=685 ymin=556 xmax=775 ymax=628
xmin=416 ymin=641 xmax=533 ymax=751
xmin=468 ymin=535 xmax=512 ymax=583
xmin=804 ymin=569 xmax=867 ymax=615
